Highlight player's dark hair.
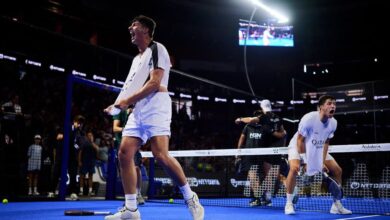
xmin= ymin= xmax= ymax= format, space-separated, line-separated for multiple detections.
xmin=318 ymin=95 xmax=335 ymax=106
xmin=132 ymin=15 xmax=156 ymax=38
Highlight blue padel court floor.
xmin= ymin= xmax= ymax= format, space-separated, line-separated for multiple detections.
xmin=1 ymin=200 xmax=390 ymax=220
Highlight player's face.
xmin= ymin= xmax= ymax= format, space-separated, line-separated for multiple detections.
xmin=128 ymin=21 xmax=147 ymax=45
xmin=321 ymin=99 xmax=336 ymax=118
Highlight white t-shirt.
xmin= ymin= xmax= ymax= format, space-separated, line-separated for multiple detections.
xmin=288 ymin=111 xmax=337 ymax=175
xmin=114 ymin=41 xmax=171 ymax=107
xmin=128 ymin=41 xmax=171 ymax=88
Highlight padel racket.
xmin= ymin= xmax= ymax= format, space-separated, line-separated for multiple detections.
xmin=323 ymin=172 xmax=343 ymax=200
xmin=64 ymin=210 xmax=111 ymax=216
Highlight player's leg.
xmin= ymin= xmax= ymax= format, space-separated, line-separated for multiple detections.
xmin=260 ymin=161 xmax=272 ymax=205
xmin=285 ymin=145 xmax=301 ymax=215
xmin=119 ymin=136 xmax=141 ymax=203
xmin=150 ymin=135 xmax=204 ymax=220
xmin=248 ymin=166 xmax=261 ymax=206
xmin=286 ymin=160 xmax=300 ymax=197
xmin=150 ymin=136 xmax=187 ymax=186
xmin=105 ymin=136 xmax=141 ymax=220
xmin=325 ymin=154 xmax=352 ymax=215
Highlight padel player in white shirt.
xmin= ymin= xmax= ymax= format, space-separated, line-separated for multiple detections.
xmin=284 ymin=95 xmax=352 ymax=215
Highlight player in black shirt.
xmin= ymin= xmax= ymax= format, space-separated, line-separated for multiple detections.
xmin=235 ymin=100 xmax=287 ymax=206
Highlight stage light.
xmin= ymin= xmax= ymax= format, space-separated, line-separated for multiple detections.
xmin=197 ymin=96 xmax=209 ymax=101
xmin=215 ymin=97 xmax=227 ymax=103
xmin=250 ymin=0 xmax=289 ymax=23
xmin=25 ymin=59 xmax=41 ymax=67
xmin=233 ymin=99 xmax=246 ymax=104
xmin=93 ymin=74 xmax=106 ymax=82
xmin=49 ymin=64 xmax=65 ymax=72
xmin=72 ymin=70 xmax=87 ymax=77
xmin=179 ymin=93 xmax=192 ymax=99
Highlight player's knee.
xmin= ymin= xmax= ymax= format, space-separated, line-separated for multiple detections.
xmin=118 ymin=149 xmax=133 ymax=163
xmin=152 ymin=151 xmax=169 ymax=165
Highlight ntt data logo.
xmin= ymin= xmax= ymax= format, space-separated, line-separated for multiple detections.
xmin=230 ymin=179 xmax=250 ymax=188
xmin=350 ymin=182 xmax=390 ymax=189
xmin=187 ymin=177 xmax=220 ymax=187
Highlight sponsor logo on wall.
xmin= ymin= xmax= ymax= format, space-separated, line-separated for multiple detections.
xmin=350 ymin=182 xmax=390 ymax=189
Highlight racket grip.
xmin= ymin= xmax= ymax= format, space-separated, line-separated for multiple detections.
xmin=108 ymin=106 xmax=121 ymax=116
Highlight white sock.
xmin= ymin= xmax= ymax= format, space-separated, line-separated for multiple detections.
xmin=286 ymin=193 xmax=293 ymax=204
xmin=80 ymin=187 xmax=83 ymax=193
xmin=89 ymin=188 xmax=93 ymax=193
xmin=179 ymin=183 xmax=194 ymax=201
xmin=125 ymin=194 xmax=137 ymax=210
xmin=33 ymin=187 xmax=38 ymax=193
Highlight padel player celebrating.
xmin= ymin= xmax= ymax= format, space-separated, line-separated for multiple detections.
xmin=104 ymin=15 xmax=204 ymax=220
xmin=284 ymin=95 xmax=352 ymax=215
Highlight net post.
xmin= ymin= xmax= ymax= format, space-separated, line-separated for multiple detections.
xmin=58 ymin=73 xmax=74 ymax=201
xmin=105 ymin=147 xmax=117 ymax=200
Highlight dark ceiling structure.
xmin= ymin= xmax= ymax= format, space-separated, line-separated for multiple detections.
xmin=1 ymin=0 xmax=385 ymax=99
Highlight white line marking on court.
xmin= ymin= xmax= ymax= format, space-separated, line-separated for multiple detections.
xmin=335 ymin=215 xmax=380 ymax=220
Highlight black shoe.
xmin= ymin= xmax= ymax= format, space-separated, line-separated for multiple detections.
xmin=249 ymin=198 xmax=261 ymax=207
xmin=260 ymin=197 xmax=272 ymax=206
xmin=260 ymin=191 xmax=272 ymax=206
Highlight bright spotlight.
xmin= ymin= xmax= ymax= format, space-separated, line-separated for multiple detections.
xmin=250 ymin=0 xmax=289 ymax=23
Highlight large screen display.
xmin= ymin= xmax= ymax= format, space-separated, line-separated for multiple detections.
xmin=239 ymin=19 xmax=294 ymax=47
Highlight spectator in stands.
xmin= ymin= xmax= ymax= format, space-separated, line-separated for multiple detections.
xmin=68 ymin=115 xmax=86 ymax=200
xmin=1 ymin=94 xmax=23 ymax=142
xmin=78 ymin=131 xmax=99 ymax=196
xmin=27 ymin=134 xmax=43 ymax=196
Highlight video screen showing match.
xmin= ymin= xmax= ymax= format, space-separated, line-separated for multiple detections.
xmin=238 ymin=19 xmax=294 ymax=47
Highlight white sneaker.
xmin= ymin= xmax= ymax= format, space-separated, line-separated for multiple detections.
xmin=330 ymin=201 xmax=352 ymax=214
xmin=33 ymin=191 xmax=40 ymax=196
xmin=185 ymin=193 xmax=204 ymax=220
xmin=105 ymin=207 xmax=141 ymax=220
xmin=284 ymin=203 xmax=295 ymax=215
xmin=70 ymin=193 xmax=79 ymax=201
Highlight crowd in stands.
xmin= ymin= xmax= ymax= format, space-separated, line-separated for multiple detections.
xmin=1 ymin=61 xmax=389 ymax=199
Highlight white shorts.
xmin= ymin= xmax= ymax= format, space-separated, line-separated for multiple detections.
xmin=123 ymin=92 xmax=171 ymax=144
xmin=288 ymin=145 xmax=334 ymax=161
